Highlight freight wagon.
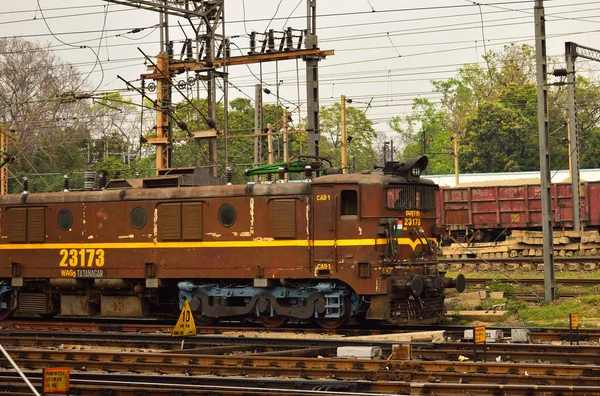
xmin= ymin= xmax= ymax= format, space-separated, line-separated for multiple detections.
xmin=437 ymin=180 xmax=600 ymax=243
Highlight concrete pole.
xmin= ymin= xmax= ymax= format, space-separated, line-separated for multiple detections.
xmin=0 ymin=127 xmax=7 ymax=195
xmin=306 ymin=0 xmax=320 ymax=159
xmin=267 ymin=123 xmax=274 ymax=165
xmin=453 ymin=133 xmax=459 ymax=186
xmin=283 ymin=110 xmax=289 ymax=181
xmin=534 ymin=0 xmax=555 ymax=302
xmin=253 ymin=84 xmax=263 ymax=182
xmin=566 ymin=42 xmax=581 ymax=231
xmin=340 ymin=95 xmax=347 ymax=174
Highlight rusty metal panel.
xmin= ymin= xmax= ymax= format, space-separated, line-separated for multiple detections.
xmin=27 ymin=207 xmax=45 ymax=243
xmin=587 ymin=182 xmax=600 ymax=226
xmin=61 ymin=295 xmax=96 ymax=316
xmin=101 ymin=295 xmax=147 ymax=317
xmin=159 ymin=203 xmax=181 ymax=241
xmin=273 ymin=199 xmax=295 ymax=238
xmin=9 ymin=208 xmax=26 ymax=243
xmin=18 ymin=293 xmax=47 ymax=314
xmin=312 ymin=186 xmax=335 ymax=264
xmin=441 ymin=188 xmax=470 ymax=226
xmin=182 ymin=202 xmax=202 ymax=240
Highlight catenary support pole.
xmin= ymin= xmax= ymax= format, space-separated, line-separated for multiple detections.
xmin=341 ymin=95 xmax=347 ymax=174
xmin=534 ymin=0 xmax=555 ymax=302
xmin=566 ymin=42 xmax=581 ymax=231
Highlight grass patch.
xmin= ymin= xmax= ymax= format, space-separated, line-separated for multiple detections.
xmin=499 ymin=295 xmax=600 ymax=327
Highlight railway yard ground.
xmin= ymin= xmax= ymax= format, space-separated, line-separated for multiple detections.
xmin=0 ymin=258 xmax=599 ymax=395
xmin=2 ymin=259 xmax=600 ymax=395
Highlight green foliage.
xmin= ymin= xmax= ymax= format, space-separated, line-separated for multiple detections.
xmin=486 ymin=278 xmax=516 ymax=298
xmin=318 ymin=102 xmax=379 ymax=171
xmin=389 ymin=43 xmax=600 ymax=174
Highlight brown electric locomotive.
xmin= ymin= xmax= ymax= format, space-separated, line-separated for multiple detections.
xmin=0 ymin=155 xmax=464 ymax=328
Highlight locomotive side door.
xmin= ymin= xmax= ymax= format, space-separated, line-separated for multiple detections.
xmin=311 ymin=185 xmax=336 ymax=271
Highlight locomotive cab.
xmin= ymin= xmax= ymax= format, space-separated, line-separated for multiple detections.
xmin=309 ymin=156 xmax=465 ymax=325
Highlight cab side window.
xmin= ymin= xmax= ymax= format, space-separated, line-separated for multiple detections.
xmin=340 ymin=190 xmax=358 ymax=220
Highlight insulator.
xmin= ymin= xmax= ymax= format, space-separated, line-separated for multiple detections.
xmin=225 ymin=39 xmax=231 ymax=58
xmin=226 ymin=167 xmax=233 ymax=185
xmin=22 ymin=177 xmax=29 ymax=195
xmin=304 ymin=165 xmax=313 ymax=181
xmin=186 ymin=38 xmax=193 ymax=60
xmin=278 ymin=167 xmax=285 ymax=182
xmin=553 ymin=68 xmax=568 ymax=77
xmin=266 ymin=173 xmax=273 ymax=182
xmin=285 ymin=27 xmax=293 ymax=51
xmin=267 ymin=29 xmax=275 ymax=52
xmin=98 ymin=172 xmax=107 ymax=190
xmin=248 ymin=32 xmax=256 ymax=55
xmin=63 ymin=175 xmax=69 ymax=192
xmin=84 ymin=170 xmax=96 ymax=191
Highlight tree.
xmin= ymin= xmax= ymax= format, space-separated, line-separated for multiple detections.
xmin=389 ymin=43 xmax=592 ymax=175
xmin=0 ymin=37 xmax=91 ymax=192
xmin=318 ymin=102 xmax=378 ymax=171
xmin=87 ymin=92 xmax=141 ymax=165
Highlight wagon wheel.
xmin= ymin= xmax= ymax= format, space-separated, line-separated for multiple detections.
xmin=0 ymin=293 xmax=15 ymax=321
xmin=316 ymin=298 xmax=351 ymax=330
xmin=259 ymin=300 xmax=289 ymax=328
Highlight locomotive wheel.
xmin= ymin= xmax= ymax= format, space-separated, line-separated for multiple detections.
xmin=260 ymin=315 xmax=288 ymax=328
xmin=193 ymin=314 xmax=217 ymax=326
xmin=259 ymin=300 xmax=290 ymax=328
xmin=315 ymin=298 xmax=351 ymax=330
xmin=0 ymin=293 xmax=14 ymax=321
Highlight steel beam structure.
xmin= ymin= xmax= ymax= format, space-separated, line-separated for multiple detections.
xmin=104 ymin=0 xmax=224 ymax=175
xmin=564 ymin=42 xmax=600 ymax=231
xmin=305 ymin=0 xmax=320 ymax=159
xmin=103 ymin=0 xmax=215 ymax=19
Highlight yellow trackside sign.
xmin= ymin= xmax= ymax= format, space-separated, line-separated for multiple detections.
xmin=43 ymin=367 xmax=70 ymax=393
xmin=570 ymin=313 xmax=579 ymax=329
xmin=172 ymin=299 xmax=197 ymax=336
xmin=474 ymin=325 xmax=486 ymax=344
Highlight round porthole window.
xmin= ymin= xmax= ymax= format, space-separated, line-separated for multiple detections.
xmin=130 ymin=206 xmax=147 ymax=229
xmin=57 ymin=209 xmax=73 ymax=231
xmin=218 ymin=203 xmax=236 ymax=227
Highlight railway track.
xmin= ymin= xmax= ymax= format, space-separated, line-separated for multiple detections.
xmin=0 ymin=331 xmax=598 ymax=364
xmin=0 ymin=319 xmax=597 ymax=342
xmin=439 ymin=256 xmax=600 ymax=273
xmin=2 ymin=337 xmax=600 ymax=394
xmin=2 ymin=326 xmax=600 ymax=394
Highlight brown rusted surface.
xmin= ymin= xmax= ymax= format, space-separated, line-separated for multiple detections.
xmin=0 ymin=161 xmax=454 ymax=324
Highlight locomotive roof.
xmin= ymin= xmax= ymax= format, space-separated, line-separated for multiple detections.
xmin=312 ymin=171 xmax=437 ymax=186
xmin=0 ymin=182 xmax=312 ymax=204
xmin=0 ymin=171 xmax=436 ymax=206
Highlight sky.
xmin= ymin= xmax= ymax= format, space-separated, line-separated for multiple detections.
xmin=1 ymin=0 xmax=600 ymax=139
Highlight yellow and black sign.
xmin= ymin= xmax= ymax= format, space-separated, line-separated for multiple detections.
xmin=43 ymin=367 xmax=70 ymax=393
xmin=172 ymin=299 xmax=197 ymax=336
xmin=570 ymin=312 xmax=579 ymax=329
xmin=474 ymin=325 xmax=486 ymax=344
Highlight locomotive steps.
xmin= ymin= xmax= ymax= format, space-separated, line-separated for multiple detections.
xmin=441 ymin=229 xmax=600 ymax=259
